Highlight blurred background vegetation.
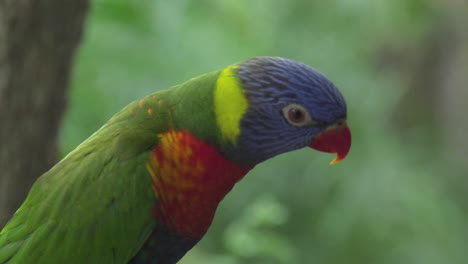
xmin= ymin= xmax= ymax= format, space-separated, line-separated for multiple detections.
xmin=59 ymin=0 xmax=467 ymax=263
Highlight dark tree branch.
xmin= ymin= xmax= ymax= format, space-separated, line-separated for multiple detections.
xmin=0 ymin=0 xmax=89 ymax=228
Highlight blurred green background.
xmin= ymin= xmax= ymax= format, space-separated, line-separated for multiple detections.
xmin=60 ymin=1 xmax=468 ymax=263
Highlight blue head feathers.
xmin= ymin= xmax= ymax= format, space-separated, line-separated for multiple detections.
xmin=223 ymin=56 xmax=348 ymax=166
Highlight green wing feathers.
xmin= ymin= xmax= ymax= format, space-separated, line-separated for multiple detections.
xmin=0 ymin=98 xmax=160 ymax=264
xmin=0 ymin=71 xmax=221 ymax=264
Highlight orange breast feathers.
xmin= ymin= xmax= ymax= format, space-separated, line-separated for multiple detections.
xmin=146 ymin=130 xmax=253 ymax=238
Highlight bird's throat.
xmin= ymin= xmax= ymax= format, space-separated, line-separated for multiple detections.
xmin=147 ymin=130 xmax=253 ymax=238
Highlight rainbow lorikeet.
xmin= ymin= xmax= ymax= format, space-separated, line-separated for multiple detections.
xmin=0 ymin=57 xmax=351 ymax=264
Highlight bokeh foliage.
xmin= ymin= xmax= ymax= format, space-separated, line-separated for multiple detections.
xmin=60 ymin=1 xmax=468 ymax=263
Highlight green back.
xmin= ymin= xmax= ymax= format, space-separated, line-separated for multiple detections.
xmin=0 ymin=71 xmax=222 ymax=264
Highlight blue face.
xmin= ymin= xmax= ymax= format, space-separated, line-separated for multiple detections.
xmin=224 ymin=57 xmax=348 ymax=167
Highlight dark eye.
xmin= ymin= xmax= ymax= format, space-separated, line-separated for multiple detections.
xmin=288 ymin=108 xmax=305 ymax=123
xmin=282 ymin=104 xmax=315 ymax=126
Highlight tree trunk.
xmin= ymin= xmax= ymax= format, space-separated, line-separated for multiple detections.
xmin=0 ymin=0 xmax=89 ymax=228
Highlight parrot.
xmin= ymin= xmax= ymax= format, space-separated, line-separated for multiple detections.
xmin=0 ymin=56 xmax=351 ymax=264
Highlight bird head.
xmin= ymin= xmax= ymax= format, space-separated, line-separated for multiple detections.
xmin=214 ymin=57 xmax=351 ymax=167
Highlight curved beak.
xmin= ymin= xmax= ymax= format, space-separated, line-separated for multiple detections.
xmin=309 ymin=121 xmax=351 ymax=164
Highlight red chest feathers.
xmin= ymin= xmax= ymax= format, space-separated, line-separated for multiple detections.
xmin=146 ymin=130 xmax=252 ymax=238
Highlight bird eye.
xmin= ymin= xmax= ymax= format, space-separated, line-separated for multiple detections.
xmin=288 ymin=108 xmax=305 ymax=123
xmin=282 ymin=104 xmax=315 ymax=126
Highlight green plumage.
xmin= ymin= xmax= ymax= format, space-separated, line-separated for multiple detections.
xmin=0 ymin=56 xmax=350 ymax=264
xmin=0 ymin=71 xmax=222 ymax=264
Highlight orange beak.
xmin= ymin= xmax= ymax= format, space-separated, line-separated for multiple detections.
xmin=309 ymin=121 xmax=351 ymax=164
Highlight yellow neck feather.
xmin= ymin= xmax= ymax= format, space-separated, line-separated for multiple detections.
xmin=214 ymin=65 xmax=248 ymax=144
